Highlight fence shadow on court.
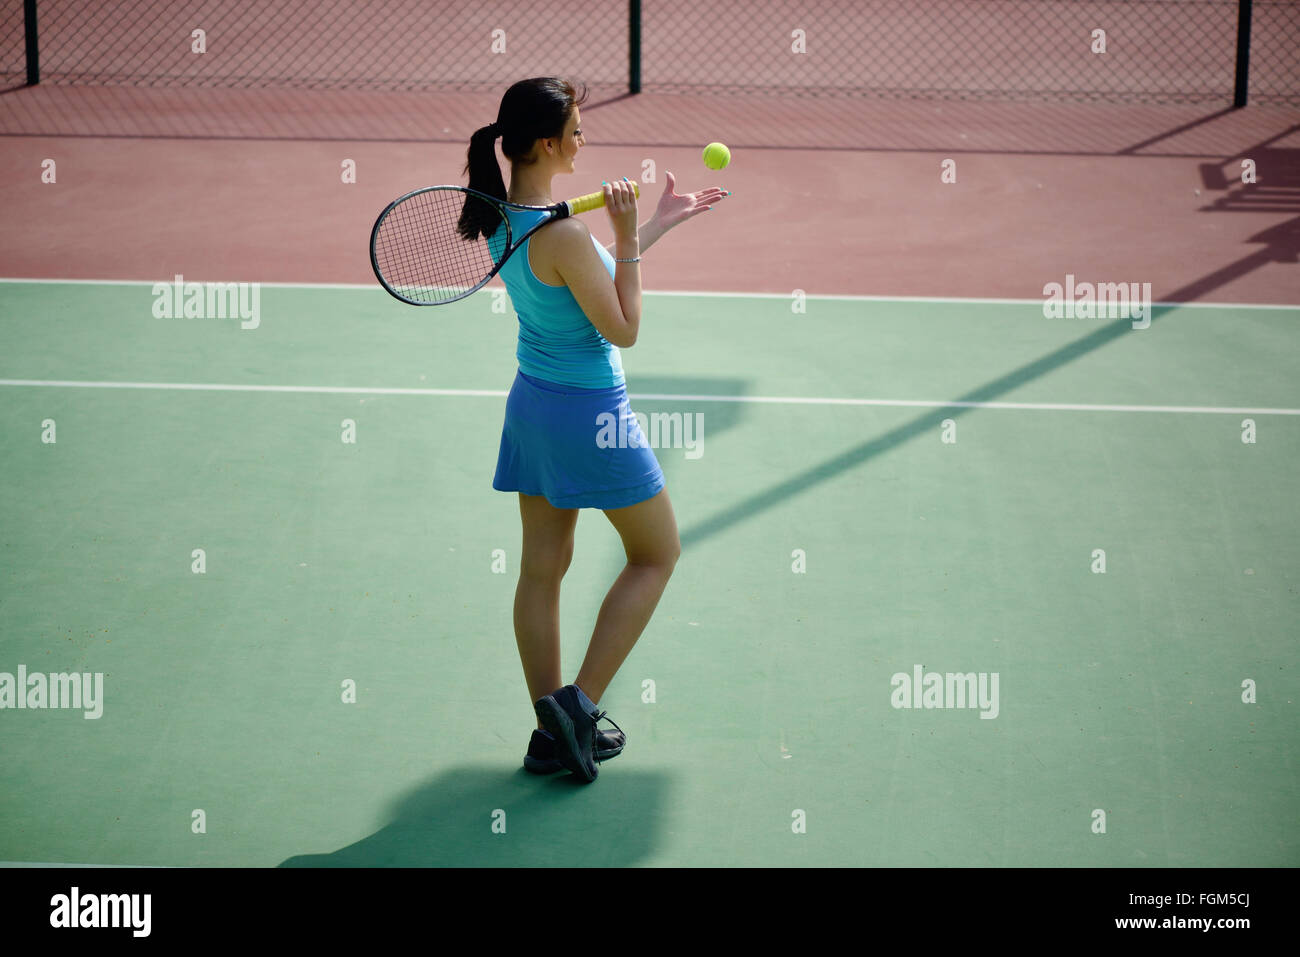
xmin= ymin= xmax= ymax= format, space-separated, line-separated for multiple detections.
xmin=679 ymin=154 xmax=1299 ymax=551
xmin=278 ymin=766 xmax=670 ymax=867
xmin=626 ymin=375 xmax=748 ymax=430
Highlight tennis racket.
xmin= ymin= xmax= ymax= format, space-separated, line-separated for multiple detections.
xmin=370 ymin=182 xmax=640 ymax=306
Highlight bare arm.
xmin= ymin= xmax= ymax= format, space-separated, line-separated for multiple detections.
xmin=605 ymin=216 xmax=667 ymax=258
xmin=552 ymin=218 xmax=642 ymax=348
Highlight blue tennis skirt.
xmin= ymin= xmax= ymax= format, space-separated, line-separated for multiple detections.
xmin=493 ymin=369 xmax=665 ymax=510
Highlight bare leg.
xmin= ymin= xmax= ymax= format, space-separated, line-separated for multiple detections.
xmin=514 ymin=493 xmax=578 ymax=728
xmin=574 ymin=488 xmax=681 ymax=704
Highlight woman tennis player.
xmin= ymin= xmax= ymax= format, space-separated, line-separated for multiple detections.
xmin=463 ymin=77 xmax=727 ymax=782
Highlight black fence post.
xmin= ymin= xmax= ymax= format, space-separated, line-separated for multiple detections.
xmin=1233 ymin=0 xmax=1252 ymax=108
xmin=24 ymin=0 xmax=39 ymax=86
xmin=629 ymin=0 xmax=641 ymax=94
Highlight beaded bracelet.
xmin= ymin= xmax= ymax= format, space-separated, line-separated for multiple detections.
xmin=615 ymin=257 xmax=641 ymax=263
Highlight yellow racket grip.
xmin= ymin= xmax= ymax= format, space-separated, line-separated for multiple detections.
xmin=565 ymin=181 xmax=640 ymax=216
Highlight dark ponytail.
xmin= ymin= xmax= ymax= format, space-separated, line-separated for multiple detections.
xmin=458 ymin=76 xmax=589 ymax=241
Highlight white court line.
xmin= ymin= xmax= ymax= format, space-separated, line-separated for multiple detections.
xmin=0 ymin=277 xmax=1296 ymax=310
xmin=1 ymin=379 xmax=1296 ymax=415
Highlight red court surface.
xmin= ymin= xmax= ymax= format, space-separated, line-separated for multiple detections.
xmin=1 ymin=87 xmax=1298 ymax=304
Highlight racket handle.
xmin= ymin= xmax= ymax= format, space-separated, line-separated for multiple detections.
xmin=565 ymin=181 xmax=640 ymax=216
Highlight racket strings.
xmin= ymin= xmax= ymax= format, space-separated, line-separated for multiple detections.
xmin=373 ymin=189 xmax=508 ymax=304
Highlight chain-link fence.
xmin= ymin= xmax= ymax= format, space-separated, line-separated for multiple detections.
xmin=0 ymin=1 xmax=27 ymax=91
xmin=0 ymin=0 xmax=628 ymax=92
xmin=1250 ymin=0 xmax=1300 ymax=103
xmin=1 ymin=0 xmax=1296 ymax=103
xmin=644 ymin=0 xmax=1241 ymax=103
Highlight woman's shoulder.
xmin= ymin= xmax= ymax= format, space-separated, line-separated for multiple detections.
xmin=535 ymin=215 xmax=589 ymax=242
xmin=527 ymin=217 xmax=591 ymax=284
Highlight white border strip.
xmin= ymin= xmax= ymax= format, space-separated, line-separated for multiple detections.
xmin=1 ymin=379 xmax=1295 ymax=415
xmin=0 ymin=277 xmax=1295 ymax=310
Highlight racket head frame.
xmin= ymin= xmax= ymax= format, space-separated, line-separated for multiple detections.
xmin=369 ymin=185 xmax=573 ymax=307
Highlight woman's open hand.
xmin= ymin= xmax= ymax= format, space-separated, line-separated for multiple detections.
xmin=653 ymin=171 xmax=729 ymax=232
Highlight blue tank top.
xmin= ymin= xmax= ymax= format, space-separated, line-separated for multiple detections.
xmin=490 ymin=206 xmax=625 ymax=389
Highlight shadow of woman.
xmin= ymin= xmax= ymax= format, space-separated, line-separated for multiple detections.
xmin=279 ymin=765 xmax=671 ymax=867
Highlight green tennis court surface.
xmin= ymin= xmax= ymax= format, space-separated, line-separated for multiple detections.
xmin=1 ymin=280 xmax=1296 ymax=866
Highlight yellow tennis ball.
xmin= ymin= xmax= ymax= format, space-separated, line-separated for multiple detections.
xmin=703 ymin=142 xmax=731 ymax=170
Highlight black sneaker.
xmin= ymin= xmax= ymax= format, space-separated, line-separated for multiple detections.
xmin=523 ymin=726 xmax=626 ymax=775
xmin=533 ymin=685 xmax=614 ymax=783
